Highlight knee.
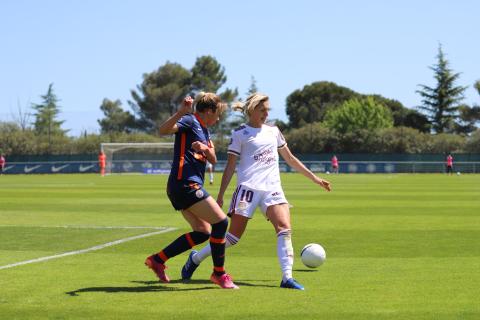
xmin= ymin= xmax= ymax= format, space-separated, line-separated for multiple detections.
xmin=214 ymin=217 xmax=228 ymax=229
xmin=211 ymin=217 xmax=228 ymax=236
xmin=193 ymin=222 xmax=211 ymax=234
xmin=191 ymin=230 xmax=210 ymax=244
xmin=275 ymin=223 xmax=291 ymax=234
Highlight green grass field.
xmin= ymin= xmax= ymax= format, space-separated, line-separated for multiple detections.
xmin=1 ymin=173 xmax=479 ymax=319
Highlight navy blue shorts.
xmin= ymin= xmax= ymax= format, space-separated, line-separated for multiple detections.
xmin=167 ymin=180 xmax=210 ymax=211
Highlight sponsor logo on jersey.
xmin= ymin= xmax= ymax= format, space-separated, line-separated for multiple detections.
xmin=24 ymin=165 xmax=42 ymax=173
xmin=253 ymin=148 xmax=275 ymax=165
xmin=79 ymin=164 xmax=95 ymax=172
xmin=51 ymin=164 xmax=69 ymax=173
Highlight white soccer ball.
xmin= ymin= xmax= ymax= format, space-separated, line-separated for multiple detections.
xmin=456 ymin=172 xmax=461 ymax=175
xmin=326 ymin=171 xmax=330 ymax=175
xmin=301 ymin=243 xmax=326 ymax=268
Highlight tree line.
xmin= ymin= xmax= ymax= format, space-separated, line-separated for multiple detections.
xmin=1 ymin=46 xmax=480 ymax=156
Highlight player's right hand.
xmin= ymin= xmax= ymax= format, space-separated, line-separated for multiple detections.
xmin=216 ymin=196 xmax=224 ymax=207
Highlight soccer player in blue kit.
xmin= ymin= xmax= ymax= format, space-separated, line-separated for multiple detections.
xmin=145 ymin=93 xmax=238 ymax=289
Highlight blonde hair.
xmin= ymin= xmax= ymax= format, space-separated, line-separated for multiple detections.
xmin=193 ymin=92 xmax=227 ymax=114
xmin=232 ymin=93 xmax=269 ymax=117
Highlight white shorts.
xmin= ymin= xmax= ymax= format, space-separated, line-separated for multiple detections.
xmin=228 ymin=184 xmax=288 ymax=219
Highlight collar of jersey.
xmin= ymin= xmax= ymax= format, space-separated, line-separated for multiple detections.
xmin=194 ymin=113 xmax=207 ymax=128
xmin=245 ymin=123 xmax=263 ymax=130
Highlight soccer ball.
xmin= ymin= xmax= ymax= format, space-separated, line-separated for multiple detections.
xmin=457 ymin=172 xmax=461 ymax=175
xmin=326 ymin=171 xmax=330 ymax=175
xmin=301 ymin=243 xmax=326 ymax=268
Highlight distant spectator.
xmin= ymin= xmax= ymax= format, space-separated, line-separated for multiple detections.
xmin=0 ymin=154 xmax=5 ymax=175
xmin=446 ymin=154 xmax=453 ymax=175
xmin=331 ymin=155 xmax=339 ymax=174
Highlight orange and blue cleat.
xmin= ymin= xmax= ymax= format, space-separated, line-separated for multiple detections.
xmin=145 ymin=255 xmax=170 ymax=283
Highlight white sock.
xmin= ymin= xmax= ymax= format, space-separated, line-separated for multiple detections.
xmin=192 ymin=232 xmax=239 ymax=265
xmin=209 ymin=172 xmax=214 ymax=183
xmin=277 ymin=229 xmax=293 ymax=282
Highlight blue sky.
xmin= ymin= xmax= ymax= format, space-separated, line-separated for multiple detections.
xmin=1 ymin=0 xmax=479 ymax=136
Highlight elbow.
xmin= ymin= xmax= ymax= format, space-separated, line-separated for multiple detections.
xmin=285 ymin=156 xmax=296 ymax=166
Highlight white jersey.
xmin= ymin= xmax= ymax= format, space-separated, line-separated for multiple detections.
xmin=228 ymin=124 xmax=286 ymax=191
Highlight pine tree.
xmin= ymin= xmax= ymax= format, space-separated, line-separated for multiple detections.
xmin=246 ymin=75 xmax=258 ymax=96
xmin=32 ymin=83 xmax=66 ymax=136
xmin=417 ymin=45 xmax=467 ymax=133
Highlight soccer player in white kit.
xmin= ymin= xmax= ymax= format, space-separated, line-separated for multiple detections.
xmin=181 ymin=93 xmax=331 ymax=290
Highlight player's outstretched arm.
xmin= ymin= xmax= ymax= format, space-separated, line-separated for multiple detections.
xmin=158 ymin=96 xmax=193 ymax=135
xmin=279 ymin=145 xmax=331 ymax=192
xmin=217 ymin=153 xmax=238 ymax=207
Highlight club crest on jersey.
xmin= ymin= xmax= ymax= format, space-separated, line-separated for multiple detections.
xmin=195 ymin=189 xmax=204 ymax=198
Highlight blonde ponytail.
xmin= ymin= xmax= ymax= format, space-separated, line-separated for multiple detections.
xmin=231 ymin=101 xmax=246 ymax=113
xmin=231 ymin=93 xmax=269 ymax=117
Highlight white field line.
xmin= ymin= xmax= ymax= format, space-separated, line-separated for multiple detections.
xmin=0 ymin=225 xmax=169 ymax=230
xmin=0 ymin=227 xmax=176 ymax=270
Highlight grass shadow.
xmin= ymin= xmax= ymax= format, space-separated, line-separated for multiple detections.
xmin=133 ymin=279 xmax=278 ymax=288
xmin=66 ymin=283 xmax=214 ymax=296
xmin=66 ymin=278 xmax=277 ymax=296
xmin=293 ymin=269 xmax=318 ymax=272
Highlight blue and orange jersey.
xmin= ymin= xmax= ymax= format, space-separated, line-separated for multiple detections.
xmin=170 ymin=113 xmax=211 ymax=184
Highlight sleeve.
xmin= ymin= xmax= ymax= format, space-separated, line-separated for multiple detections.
xmin=176 ymin=114 xmax=193 ymax=133
xmin=276 ymin=127 xmax=287 ymax=149
xmin=227 ymin=131 xmax=241 ymax=156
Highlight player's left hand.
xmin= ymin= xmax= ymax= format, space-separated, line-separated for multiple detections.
xmin=315 ymin=177 xmax=331 ymax=191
